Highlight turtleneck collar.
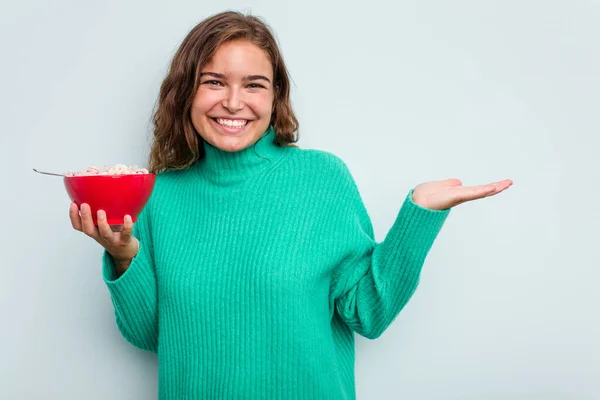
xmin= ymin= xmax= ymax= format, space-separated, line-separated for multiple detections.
xmin=195 ymin=125 xmax=285 ymax=186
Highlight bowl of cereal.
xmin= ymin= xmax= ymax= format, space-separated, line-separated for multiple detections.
xmin=63 ymin=164 xmax=155 ymax=226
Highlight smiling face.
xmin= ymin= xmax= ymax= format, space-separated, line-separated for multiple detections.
xmin=190 ymin=40 xmax=275 ymax=153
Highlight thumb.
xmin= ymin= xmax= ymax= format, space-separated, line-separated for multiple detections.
xmin=444 ymin=178 xmax=462 ymax=187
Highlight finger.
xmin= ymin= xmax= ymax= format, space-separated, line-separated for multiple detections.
xmin=480 ymin=184 xmax=499 ymax=196
xmin=97 ymin=210 xmax=115 ymax=241
xmin=484 ymin=179 xmax=513 ymax=196
xmin=69 ymin=202 xmax=82 ymax=231
xmin=452 ymin=179 xmax=513 ymax=206
xmin=487 ymin=179 xmax=512 ymax=189
xmin=444 ymin=178 xmax=462 ymax=187
xmin=482 ymin=184 xmax=501 ymax=198
xmin=498 ymin=179 xmax=513 ymax=191
xmin=80 ymin=203 xmax=100 ymax=239
xmin=453 ymin=184 xmax=496 ymax=203
xmin=120 ymin=215 xmax=134 ymax=243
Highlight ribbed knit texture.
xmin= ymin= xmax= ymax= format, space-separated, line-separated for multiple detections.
xmin=102 ymin=126 xmax=450 ymax=399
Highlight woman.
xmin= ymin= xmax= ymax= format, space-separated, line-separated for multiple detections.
xmin=69 ymin=10 xmax=512 ymax=400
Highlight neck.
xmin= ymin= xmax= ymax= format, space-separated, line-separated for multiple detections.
xmin=196 ymin=126 xmax=285 ymax=186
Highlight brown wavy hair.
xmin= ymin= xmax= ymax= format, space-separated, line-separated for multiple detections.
xmin=148 ymin=11 xmax=299 ymax=174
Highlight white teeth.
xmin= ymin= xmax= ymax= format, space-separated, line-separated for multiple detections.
xmin=216 ymin=118 xmax=248 ymax=128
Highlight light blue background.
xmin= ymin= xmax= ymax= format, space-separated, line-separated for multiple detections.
xmin=1 ymin=1 xmax=598 ymax=399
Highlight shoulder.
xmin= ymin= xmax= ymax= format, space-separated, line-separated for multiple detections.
xmin=148 ymin=167 xmax=193 ymax=203
xmin=153 ymin=168 xmax=186 ymax=190
xmin=141 ymin=168 xmax=194 ymax=220
xmin=287 ymin=147 xmax=354 ymax=180
xmin=283 ymin=148 xmax=361 ymax=202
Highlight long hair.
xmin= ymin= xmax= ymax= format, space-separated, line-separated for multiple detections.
xmin=148 ymin=11 xmax=299 ymax=173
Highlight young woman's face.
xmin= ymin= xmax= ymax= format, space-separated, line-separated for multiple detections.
xmin=191 ymin=40 xmax=275 ymax=152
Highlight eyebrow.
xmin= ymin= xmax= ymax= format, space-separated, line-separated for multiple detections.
xmin=200 ymin=72 xmax=271 ymax=84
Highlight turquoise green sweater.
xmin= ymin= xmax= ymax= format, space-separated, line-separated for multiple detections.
xmin=102 ymin=126 xmax=450 ymax=399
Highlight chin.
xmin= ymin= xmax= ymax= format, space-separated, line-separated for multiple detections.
xmin=209 ymin=135 xmax=255 ymax=153
xmin=217 ymin=140 xmax=246 ymax=152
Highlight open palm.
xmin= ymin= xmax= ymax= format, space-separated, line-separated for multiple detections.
xmin=412 ymin=178 xmax=513 ymax=210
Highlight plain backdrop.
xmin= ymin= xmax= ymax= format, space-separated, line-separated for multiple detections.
xmin=1 ymin=0 xmax=599 ymax=399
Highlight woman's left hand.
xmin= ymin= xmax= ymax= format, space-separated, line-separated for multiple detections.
xmin=412 ymin=178 xmax=513 ymax=210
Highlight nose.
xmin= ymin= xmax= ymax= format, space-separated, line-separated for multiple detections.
xmin=222 ymin=86 xmax=245 ymax=113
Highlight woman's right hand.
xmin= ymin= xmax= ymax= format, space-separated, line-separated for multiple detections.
xmin=69 ymin=202 xmax=139 ymax=266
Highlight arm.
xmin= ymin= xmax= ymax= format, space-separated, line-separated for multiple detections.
xmin=102 ymin=203 xmax=158 ymax=353
xmin=329 ymin=170 xmax=449 ymax=340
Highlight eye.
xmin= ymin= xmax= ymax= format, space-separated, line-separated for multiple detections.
xmin=247 ymin=83 xmax=266 ymax=89
xmin=202 ymin=80 xmax=223 ymax=86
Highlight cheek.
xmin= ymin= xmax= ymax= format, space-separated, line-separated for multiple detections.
xmin=193 ymin=90 xmax=217 ymax=115
xmin=248 ymin=93 xmax=275 ymax=116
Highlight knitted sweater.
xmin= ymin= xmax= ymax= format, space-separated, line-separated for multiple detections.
xmin=102 ymin=126 xmax=450 ymax=399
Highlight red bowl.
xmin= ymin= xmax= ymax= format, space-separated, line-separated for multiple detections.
xmin=64 ymin=174 xmax=156 ymax=226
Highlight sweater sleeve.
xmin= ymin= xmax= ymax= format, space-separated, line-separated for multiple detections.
xmin=101 ymin=202 xmax=158 ymax=353
xmin=329 ymin=164 xmax=450 ymax=340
